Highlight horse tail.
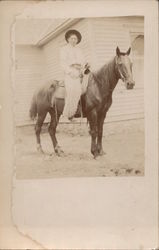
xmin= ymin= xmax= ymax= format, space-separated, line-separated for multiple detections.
xmin=29 ymin=94 xmax=37 ymax=120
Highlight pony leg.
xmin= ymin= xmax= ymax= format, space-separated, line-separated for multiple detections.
xmin=97 ymin=97 xmax=112 ymax=155
xmin=35 ymin=112 xmax=47 ymax=153
xmin=48 ymin=109 xmax=64 ymax=156
xmin=87 ymin=109 xmax=98 ymax=158
xmin=97 ymin=113 xmax=106 ymax=155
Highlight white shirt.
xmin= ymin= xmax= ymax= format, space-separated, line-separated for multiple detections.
xmin=60 ymin=44 xmax=85 ymax=74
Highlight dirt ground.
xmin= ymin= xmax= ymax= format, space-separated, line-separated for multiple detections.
xmin=15 ymin=119 xmax=144 ymax=179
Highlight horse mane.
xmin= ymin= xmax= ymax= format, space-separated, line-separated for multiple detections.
xmin=92 ymin=56 xmax=118 ymax=88
xmin=85 ymin=56 xmax=119 ymax=112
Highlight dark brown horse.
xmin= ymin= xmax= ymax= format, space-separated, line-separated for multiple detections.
xmin=30 ymin=47 xmax=135 ymax=158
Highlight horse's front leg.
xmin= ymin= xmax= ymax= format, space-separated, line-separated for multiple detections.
xmin=97 ymin=113 xmax=106 ymax=156
xmin=49 ymin=110 xmax=64 ymax=156
xmin=88 ymin=109 xmax=98 ymax=158
xmin=97 ymin=97 xmax=112 ymax=156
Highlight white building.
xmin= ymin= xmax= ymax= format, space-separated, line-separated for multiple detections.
xmin=15 ymin=17 xmax=144 ymax=126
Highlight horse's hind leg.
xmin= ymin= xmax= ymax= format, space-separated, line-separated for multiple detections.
xmin=35 ymin=111 xmax=47 ymax=153
xmin=49 ymin=109 xmax=64 ymax=156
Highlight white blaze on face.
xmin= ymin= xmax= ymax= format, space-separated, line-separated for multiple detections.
xmin=120 ymin=55 xmax=133 ymax=83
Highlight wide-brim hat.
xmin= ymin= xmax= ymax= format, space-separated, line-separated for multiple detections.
xmin=65 ymin=29 xmax=82 ymax=44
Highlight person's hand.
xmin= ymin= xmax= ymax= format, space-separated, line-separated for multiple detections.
xmin=85 ymin=62 xmax=90 ymax=69
xmin=83 ymin=62 xmax=91 ymax=74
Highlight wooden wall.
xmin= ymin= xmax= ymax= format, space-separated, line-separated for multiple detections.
xmin=42 ymin=17 xmax=144 ymax=122
xmin=15 ymin=45 xmax=44 ymax=125
xmin=15 ymin=17 xmax=144 ymax=125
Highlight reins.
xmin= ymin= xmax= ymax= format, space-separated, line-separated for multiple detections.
xmin=114 ymin=56 xmax=127 ymax=82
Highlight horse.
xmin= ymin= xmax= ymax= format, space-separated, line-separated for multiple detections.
xmin=29 ymin=46 xmax=135 ymax=158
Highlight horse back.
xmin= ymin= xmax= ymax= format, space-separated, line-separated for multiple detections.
xmin=34 ymin=80 xmax=59 ymax=110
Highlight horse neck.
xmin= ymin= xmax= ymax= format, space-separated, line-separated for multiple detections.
xmin=104 ymin=57 xmax=119 ymax=92
xmin=94 ymin=57 xmax=120 ymax=94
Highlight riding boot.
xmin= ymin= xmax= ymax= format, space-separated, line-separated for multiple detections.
xmin=68 ymin=116 xmax=75 ymax=122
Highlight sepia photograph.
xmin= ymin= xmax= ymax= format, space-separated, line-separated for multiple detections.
xmin=0 ymin=1 xmax=158 ymax=249
xmin=15 ymin=16 xmax=144 ymax=179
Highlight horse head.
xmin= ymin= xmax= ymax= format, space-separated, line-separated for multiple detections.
xmin=115 ymin=46 xmax=135 ymax=89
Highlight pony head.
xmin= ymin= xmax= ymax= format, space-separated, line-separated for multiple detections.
xmin=115 ymin=46 xmax=135 ymax=89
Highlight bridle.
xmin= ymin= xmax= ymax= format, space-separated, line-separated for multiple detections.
xmin=115 ymin=56 xmax=126 ymax=82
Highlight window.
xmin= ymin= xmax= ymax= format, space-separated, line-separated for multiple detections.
xmin=131 ymin=34 xmax=144 ymax=89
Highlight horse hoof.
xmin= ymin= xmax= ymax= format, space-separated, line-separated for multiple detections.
xmin=93 ymin=151 xmax=99 ymax=159
xmin=38 ymin=149 xmax=44 ymax=154
xmin=55 ymin=146 xmax=64 ymax=156
xmin=37 ymin=145 xmax=44 ymax=154
xmin=99 ymin=150 xmax=106 ymax=156
xmin=56 ymin=150 xmax=65 ymax=157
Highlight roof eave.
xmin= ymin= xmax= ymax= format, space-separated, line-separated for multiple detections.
xmin=36 ymin=18 xmax=82 ymax=47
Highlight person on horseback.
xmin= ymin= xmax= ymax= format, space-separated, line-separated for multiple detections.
xmin=60 ymin=29 xmax=86 ymax=121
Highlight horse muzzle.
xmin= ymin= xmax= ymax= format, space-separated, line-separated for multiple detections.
xmin=125 ymin=80 xmax=135 ymax=90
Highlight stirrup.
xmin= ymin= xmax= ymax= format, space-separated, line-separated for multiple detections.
xmin=68 ymin=116 xmax=76 ymax=123
xmin=68 ymin=116 xmax=74 ymax=121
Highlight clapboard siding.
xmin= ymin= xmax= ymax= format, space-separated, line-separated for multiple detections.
xmin=43 ymin=17 xmax=144 ymax=122
xmin=88 ymin=17 xmax=144 ymax=120
xmin=15 ymin=45 xmax=44 ymax=125
xmin=15 ymin=17 xmax=144 ymax=125
xmin=43 ymin=19 xmax=91 ymax=82
xmin=90 ymin=18 xmax=132 ymax=69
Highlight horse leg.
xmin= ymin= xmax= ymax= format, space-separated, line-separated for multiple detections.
xmin=35 ymin=112 xmax=47 ymax=153
xmin=48 ymin=109 xmax=64 ymax=156
xmin=97 ymin=112 xmax=106 ymax=155
xmin=97 ymin=97 xmax=112 ymax=155
xmin=88 ymin=109 xmax=98 ymax=158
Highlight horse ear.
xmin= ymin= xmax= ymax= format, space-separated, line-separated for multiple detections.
xmin=126 ymin=47 xmax=131 ymax=55
xmin=116 ymin=46 xmax=120 ymax=56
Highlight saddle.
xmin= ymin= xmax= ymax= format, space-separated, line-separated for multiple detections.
xmin=52 ymin=80 xmax=87 ymax=118
xmin=49 ymin=63 xmax=91 ymax=118
xmin=54 ymin=80 xmax=66 ymax=99
xmin=54 ymin=63 xmax=91 ymax=99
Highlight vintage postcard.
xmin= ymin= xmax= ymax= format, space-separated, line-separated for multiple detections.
xmin=0 ymin=0 xmax=158 ymax=249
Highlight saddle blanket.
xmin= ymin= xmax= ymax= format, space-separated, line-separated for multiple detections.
xmin=53 ymin=73 xmax=90 ymax=99
xmin=48 ymin=80 xmax=88 ymax=118
xmin=54 ymin=81 xmax=66 ymax=99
